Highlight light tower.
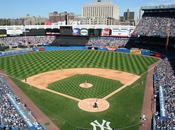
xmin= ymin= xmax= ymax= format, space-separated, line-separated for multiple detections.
xmin=165 ymin=22 xmax=171 ymax=51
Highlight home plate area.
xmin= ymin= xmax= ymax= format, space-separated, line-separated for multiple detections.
xmin=78 ymin=98 xmax=110 ymax=112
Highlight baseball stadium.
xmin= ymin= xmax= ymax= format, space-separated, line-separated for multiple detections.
xmin=0 ymin=2 xmax=175 ymax=130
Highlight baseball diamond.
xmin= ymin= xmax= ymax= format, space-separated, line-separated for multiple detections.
xmin=0 ymin=50 xmax=158 ymax=130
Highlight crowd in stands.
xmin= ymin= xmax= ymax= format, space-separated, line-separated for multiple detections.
xmin=0 ymin=79 xmax=27 ymax=129
xmin=87 ymin=37 xmax=129 ymax=47
xmin=0 ymin=36 xmax=55 ymax=47
xmin=153 ymin=58 xmax=175 ymax=130
xmin=0 ymin=77 xmax=43 ymax=130
xmin=133 ymin=16 xmax=175 ymax=37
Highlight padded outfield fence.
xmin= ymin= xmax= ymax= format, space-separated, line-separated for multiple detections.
xmin=0 ymin=48 xmax=33 ymax=57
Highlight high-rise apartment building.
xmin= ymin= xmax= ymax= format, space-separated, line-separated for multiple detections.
xmin=124 ymin=9 xmax=134 ymax=21
xmin=123 ymin=9 xmax=135 ymax=25
xmin=49 ymin=11 xmax=76 ymax=24
xmin=82 ymin=0 xmax=119 ymax=25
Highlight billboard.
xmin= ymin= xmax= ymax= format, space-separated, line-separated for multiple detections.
xmin=73 ymin=28 xmax=80 ymax=36
xmin=80 ymin=28 xmax=88 ymax=36
xmin=88 ymin=28 xmax=95 ymax=36
xmin=111 ymin=29 xmax=129 ymax=37
xmin=94 ymin=29 xmax=102 ymax=36
xmin=7 ymin=29 xmax=23 ymax=36
xmin=60 ymin=26 xmax=73 ymax=35
xmin=130 ymin=48 xmax=141 ymax=55
xmin=46 ymin=28 xmax=60 ymax=35
xmin=0 ymin=29 xmax=7 ymax=35
xmin=23 ymin=29 xmax=46 ymax=36
xmin=101 ymin=28 xmax=111 ymax=36
xmin=0 ymin=29 xmax=7 ymax=37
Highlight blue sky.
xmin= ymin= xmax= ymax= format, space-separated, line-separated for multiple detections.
xmin=0 ymin=0 xmax=175 ymax=18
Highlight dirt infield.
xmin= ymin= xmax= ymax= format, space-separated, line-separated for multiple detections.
xmin=23 ymin=68 xmax=140 ymax=89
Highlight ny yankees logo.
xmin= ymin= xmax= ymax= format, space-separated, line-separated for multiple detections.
xmin=90 ymin=120 xmax=112 ymax=130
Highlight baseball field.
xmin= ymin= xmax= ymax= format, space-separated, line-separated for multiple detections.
xmin=0 ymin=50 xmax=158 ymax=130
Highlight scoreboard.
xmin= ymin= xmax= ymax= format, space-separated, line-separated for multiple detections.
xmin=60 ymin=26 xmax=73 ymax=35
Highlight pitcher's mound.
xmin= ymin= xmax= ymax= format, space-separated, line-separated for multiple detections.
xmin=78 ymin=98 xmax=109 ymax=112
xmin=79 ymin=83 xmax=93 ymax=88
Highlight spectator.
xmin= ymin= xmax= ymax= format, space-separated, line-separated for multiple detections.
xmin=87 ymin=37 xmax=129 ymax=47
xmin=133 ymin=16 xmax=175 ymax=38
xmin=153 ymin=58 xmax=175 ymax=129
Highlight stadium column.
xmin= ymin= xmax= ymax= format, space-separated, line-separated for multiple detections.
xmin=165 ymin=23 xmax=171 ymax=51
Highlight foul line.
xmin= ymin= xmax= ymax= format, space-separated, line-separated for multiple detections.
xmin=103 ymin=60 xmax=160 ymax=100
xmin=103 ymin=76 xmax=140 ymax=100
xmin=141 ymin=60 xmax=161 ymax=76
xmin=44 ymin=89 xmax=81 ymax=102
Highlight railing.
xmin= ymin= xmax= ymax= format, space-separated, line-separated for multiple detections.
xmin=159 ymin=86 xmax=166 ymax=118
xmin=141 ymin=5 xmax=175 ymax=10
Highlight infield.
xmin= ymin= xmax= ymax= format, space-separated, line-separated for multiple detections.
xmin=48 ymin=74 xmax=123 ymax=99
xmin=23 ymin=68 xmax=139 ymax=88
xmin=0 ymin=50 xmax=158 ymax=130
xmin=22 ymin=68 xmax=140 ymax=101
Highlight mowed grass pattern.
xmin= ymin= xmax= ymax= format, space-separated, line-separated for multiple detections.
xmin=0 ymin=50 xmax=158 ymax=130
xmin=12 ymin=73 xmax=147 ymax=130
xmin=48 ymin=74 xmax=123 ymax=99
xmin=0 ymin=50 xmax=157 ymax=79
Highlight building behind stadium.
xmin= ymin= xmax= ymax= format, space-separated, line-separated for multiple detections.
xmin=82 ymin=0 xmax=119 ymax=25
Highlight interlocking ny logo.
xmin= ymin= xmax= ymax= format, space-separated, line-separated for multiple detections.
xmin=90 ymin=120 xmax=112 ymax=130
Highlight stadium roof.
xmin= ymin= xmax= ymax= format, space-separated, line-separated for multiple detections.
xmin=141 ymin=5 xmax=175 ymax=10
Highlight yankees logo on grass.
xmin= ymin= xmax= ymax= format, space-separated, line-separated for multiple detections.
xmin=90 ymin=120 xmax=112 ymax=130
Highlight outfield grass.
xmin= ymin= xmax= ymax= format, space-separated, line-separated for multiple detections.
xmin=12 ymin=73 xmax=146 ymax=130
xmin=0 ymin=50 xmax=157 ymax=79
xmin=48 ymin=74 xmax=123 ymax=99
xmin=0 ymin=50 xmax=157 ymax=130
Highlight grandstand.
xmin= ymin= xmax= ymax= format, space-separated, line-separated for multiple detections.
xmin=131 ymin=4 xmax=175 ymax=130
xmin=153 ymin=58 xmax=175 ymax=130
xmin=130 ymin=5 xmax=175 ymax=51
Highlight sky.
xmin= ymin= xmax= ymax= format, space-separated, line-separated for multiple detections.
xmin=0 ymin=0 xmax=175 ymax=18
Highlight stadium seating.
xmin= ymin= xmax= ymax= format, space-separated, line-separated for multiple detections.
xmin=87 ymin=37 xmax=129 ymax=47
xmin=0 ymin=77 xmax=44 ymax=130
xmin=133 ymin=14 xmax=175 ymax=38
xmin=0 ymin=36 xmax=55 ymax=47
xmin=153 ymin=58 xmax=175 ymax=130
